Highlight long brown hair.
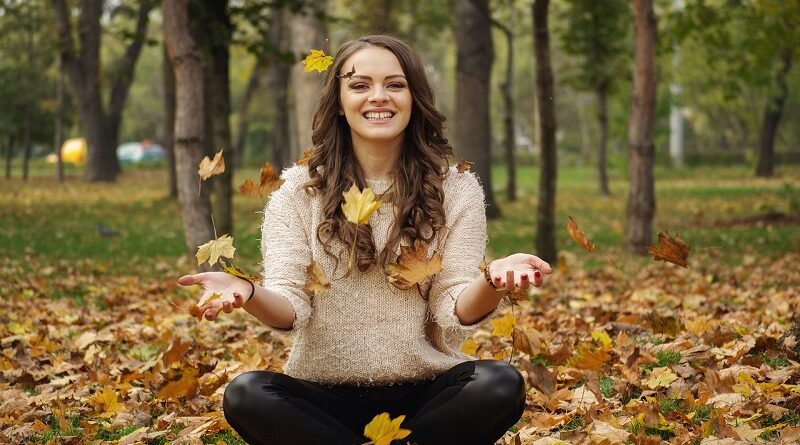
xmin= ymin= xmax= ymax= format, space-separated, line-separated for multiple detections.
xmin=303 ymin=35 xmax=453 ymax=275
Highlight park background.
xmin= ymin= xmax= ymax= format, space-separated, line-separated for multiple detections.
xmin=1 ymin=0 xmax=799 ymax=444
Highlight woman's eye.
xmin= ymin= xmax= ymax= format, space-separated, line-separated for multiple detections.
xmin=350 ymin=83 xmax=369 ymax=90
xmin=388 ymin=83 xmax=406 ymax=89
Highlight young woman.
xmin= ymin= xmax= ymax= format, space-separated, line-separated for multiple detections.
xmin=178 ymin=35 xmax=552 ymax=445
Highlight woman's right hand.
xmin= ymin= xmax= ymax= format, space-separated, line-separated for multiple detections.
xmin=177 ymin=272 xmax=252 ymax=321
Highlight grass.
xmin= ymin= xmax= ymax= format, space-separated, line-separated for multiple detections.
xmin=1 ymin=160 xmax=798 ymax=279
xmin=642 ymin=351 xmax=683 ymax=372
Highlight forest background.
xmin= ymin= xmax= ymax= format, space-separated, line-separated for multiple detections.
xmin=1 ymin=0 xmax=799 ymax=444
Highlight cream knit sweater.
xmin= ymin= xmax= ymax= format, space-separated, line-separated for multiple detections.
xmin=260 ymin=164 xmax=505 ymax=386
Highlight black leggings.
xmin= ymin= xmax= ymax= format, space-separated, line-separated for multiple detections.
xmin=222 ymin=360 xmax=525 ymax=445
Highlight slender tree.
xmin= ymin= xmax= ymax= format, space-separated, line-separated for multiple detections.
xmin=626 ymin=0 xmax=658 ymax=254
xmin=532 ymin=0 xmax=557 ymax=263
xmin=454 ymin=0 xmax=500 ymax=218
xmin=491 ymin=13 xmax=518 ymax=202
xmin=162 ymin=44 xmax=177 ymax=198
xmin=756 ymin=49 xmax=793 ymax=177
xmin=163 ymin=0 xmax=215 ymax=264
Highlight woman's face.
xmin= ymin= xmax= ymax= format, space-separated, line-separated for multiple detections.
xmin=338 ymin=46 xmax=412 ymax=149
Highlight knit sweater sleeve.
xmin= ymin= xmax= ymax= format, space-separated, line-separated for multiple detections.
xmin=260 ymin=166 xmax=313 ymax=334
xmin=428 ymin=170 xmax=505 ymax=335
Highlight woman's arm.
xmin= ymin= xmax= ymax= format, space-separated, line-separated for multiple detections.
xmin=242 ymin=283 xmax=296 ymax=329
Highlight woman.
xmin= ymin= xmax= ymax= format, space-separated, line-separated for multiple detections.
xmin=178 ymin=35 xmax=552 ymax=445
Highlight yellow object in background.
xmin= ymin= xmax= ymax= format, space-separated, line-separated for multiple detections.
xmin=60 ymin=138 xmax=87 ymax=164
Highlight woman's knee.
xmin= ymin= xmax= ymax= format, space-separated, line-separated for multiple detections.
xmin=473 ymin=360 xmax=525 ymax=408
xmin=223 ymin=371 xmax=281 ymax=422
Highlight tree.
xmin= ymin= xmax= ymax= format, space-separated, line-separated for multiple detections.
xmin=51 ymin=0 xmax=155 ymax=182
xmin=532 ymin=0 xmax=557 ymax=263
xmin=491 ymin=0 xmax=519 ymax=202
xmin=454 ymin=0 xmax=500 ymax=219
xmin=557 ymin=0 xmax=629 ymax=195
xmin=163 ymin=0 xmax=215 ymax=264
xmin=626 ymin=0 xmax=657 ymax=254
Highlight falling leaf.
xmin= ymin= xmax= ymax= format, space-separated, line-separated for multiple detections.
xmin=341 ymin=183 xmax=382 ymax=225
xmin=386 ymin=240 xmax=442 ymax=289
xmin=644 ymin=366 xmax=678 ymax=389
xmin=648 ymin=231 xmax=690 ymax=268
xmin=88 ymin=387 xmax=125 ymax=417
xmin=363 ymin=412 xmax=411 ymax=445
xmin=198 ymin=150 xmax=225 ymax=180
xmin=337 ymin=65 xmax=356 ymax=80
xmin=240 ymin=162 xmax=284 ymax=197
xmin=163 ymin=336 xmax=192 ymax=368
xmin=196 ymin=234 xmax=236 ymax=267
xmin=513 ymin=328 xmax=535 ymax=355
xmin=490 ymin=313 xmax=516 ymax=337
xmin=302 ymin=49 xmax=333 ymax=73
xmin=220 ymin=257 xmax=259 ymax=282
xmin=455 ymin=159 xmax=475 ymax=172
xmin=521 ymin=360 xmax=557 ymax=396
xmin=566 ymin=216 xmax=596 ymax=253
xmin=461 ymin=338 xmax=479 ymax=356
xmin=297 ymin=147 xmax=314 ymax=165
xmin=304 ymin=260 xmax=330 ymax=295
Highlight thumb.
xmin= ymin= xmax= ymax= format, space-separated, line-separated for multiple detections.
xmin=177 ymin=274 xmax=204 ymax=286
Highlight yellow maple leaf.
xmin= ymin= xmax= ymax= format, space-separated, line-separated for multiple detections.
xmin=88 ymin=387 xmax=125 ymax=417
xmin=732 ymin=372 xmax=757 ymax=397
xmin=157 ymin=368 xmax=199 ymax=400
xmin=198 ymin=149 xmax=225 ymax=180
xmin=591 ymin=330 xmax=613 ymax=349
xmin=341 ymin=183 xmax=382 ymax=225
xmin=196 ymin=234 xmax=236 ymax=267
xmin=304 ymin=260 xmax=331 ymax=295
xmin=302 ymin=49 xmax=333 ymax=73
xmin=220 ymin=258 xmax=259 ymax=282
xmin=568 ymin=343 xmax=611 ymax=371
xmin=363 ymin=412 xmax=411 ymax=445
xmin=461 ymin=338 xmax=479 ymax=356
xmin=644 ymin=366 xmax=678 ymax=389
xmin=490 ymin=313 xmax=516 ymax=337
xmin=386 ymin=240 xmax=442 ymax=289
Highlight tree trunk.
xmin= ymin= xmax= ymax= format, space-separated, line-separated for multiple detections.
xmin=234 ymin=61 xmax=262 ymax=169
xmin=204 ymin=1 xmax=234 ymax=237
xmin=756 ymin=49 xmax=792 ymax=178
xmin=4 ymin=136 xmax=13 ymax=179
xmin=22 ymin=104 xmax=31 ymax=181
xmin=626 ymin=0 xmax=657 ymax=254
xmin=266 ymin=7 xmax=292 ymax=170
xmin=290 ymin=0 xmax=326 ymax=160
xmin=454 ymin=0 xmax=500 ymax=219
xmin=533 ymin=0 xmax=557 ymax=263
xmin=163 ymin=0 xmax=216 ymax=265
xmin=55 ymin=58 xmax=65 ymax=183
xmin=493 ymin=19 xmax=517 ymax=202
xmin=596 ymin=81 xmax=610 ymax=195
xmin=163 ymin=43 xmax=178 ymax=198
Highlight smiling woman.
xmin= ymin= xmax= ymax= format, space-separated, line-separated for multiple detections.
xmin=178 ymin=34 xmax=553 ymax=445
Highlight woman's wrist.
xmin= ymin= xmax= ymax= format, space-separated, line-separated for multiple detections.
xmin=240 ymin=277 xmax=255 ymax=303
xmin=481 ymin=259 xmax=505 ymax=292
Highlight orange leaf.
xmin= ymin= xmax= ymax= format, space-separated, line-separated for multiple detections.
xmin=648 ymin=231 xmax=690 ymax=268
xmin=455 ymin=159 xmax=475 ymax=172
xmin=163 ymin=336 xmax=192 ymax=369
xmin=386 ymin=240 xmax=442 ymax=289
xmin=568 ymin=344 xmax=611 ymax=371
xmin=87 ymin=386 xmax=125 ymax=417
xmin=304 ymin=260 xmax=330 ymax=295
xmin=240 ymin=162 xmax=284 ymax=197
xmin=198 ymin=150 xmax=225 ymax=180
xmin=297 ymin=147 xmax=314 ymax=165
xmin=157 ymin=368 xmax=199 ymax=401
xmin=566 ymin=216 xmax=595 ymax=253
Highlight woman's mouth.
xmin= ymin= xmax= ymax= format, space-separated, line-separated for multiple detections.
xmin=363 ymin=111 xmax=395 ymax=121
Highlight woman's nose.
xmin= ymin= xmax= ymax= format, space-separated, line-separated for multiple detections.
xmin=369 ymin=86 xmax=389 ymax=102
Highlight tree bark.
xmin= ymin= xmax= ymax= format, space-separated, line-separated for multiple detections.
xmin=22 ymin=104 xmax=31 ymax=181
xmin=266 ymin=7 xmax=292 ymax=170
xmin=163 ymin=43 xmax=177 ymax=198
xmin=597 ymin=80 xmax=610 ymax=195
xmin=204 ymin=1 xmax=234 ymax=237
xmin=290 ymin=0 xmax=326 ymax=161
xmin=4 ymin=136 xmax=13 ymax=179
xmin=493 ymin=19 xmax=517 ymax=202
xmin=234 ymin=62 xmax=262 ymax=169
xmin=626 ymin=0 xmax=657 ymax=254
xmin=756 ymin=49 xmax=792 ymax=178
xmin=454 ymin=0 xmax=500 ymax=219
xmin=55 ymin=57 xmax=65 ymax=183
xmin=533 ymin=0 xmax=557 ymax=263
xmin=163 ymin=0 xmax=216 ymax=265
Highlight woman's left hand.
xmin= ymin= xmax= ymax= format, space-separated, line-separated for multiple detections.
xmin=487 ymin=253 xmax=553 ymax=291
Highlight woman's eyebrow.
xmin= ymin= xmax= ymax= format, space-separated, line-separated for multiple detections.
xmin=348 ymin=74 xmax=407 ymax=80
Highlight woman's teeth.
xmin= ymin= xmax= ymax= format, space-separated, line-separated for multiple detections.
xmin=364 ymin=112 xmax=394 ymax=120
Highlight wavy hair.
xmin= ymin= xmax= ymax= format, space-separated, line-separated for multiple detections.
xmin=302 ymin=35 xmax=453 ymax=276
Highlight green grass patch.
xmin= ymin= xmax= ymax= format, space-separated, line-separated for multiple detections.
xmin=95 ymin=424 xmax=141 ymax=441
xmin=600 ymin=376 xmax=614 ymax=399
xmin=692 ymin=405 xmax=713 ymax=424
xmin=643 ymin=351 xmax=682 ymax=372
xmin=660 ymin=398 xmax=683 ymax=415
xmin=202 ymin=432 xmax=246 ymax=445
xmin=530 ymin=355 xmax=555 ymax=367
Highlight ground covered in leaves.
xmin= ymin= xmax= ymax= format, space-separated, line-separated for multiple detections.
xmin=2 ymin=164 xmax=799 ymax=444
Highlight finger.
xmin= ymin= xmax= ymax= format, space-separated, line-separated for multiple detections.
xmin=527 ymin=256 xmax=553 ymax=274
xmin=533 ymin=269 xmax=544 ymax=287
xmin=222 ymin=301 xmax=233 ymax=313
xmin=232 ymin=293 xmax=244 ymax=308
xmin=178 ymin=274 xmax=206 ymax=286
xmin=506 ymin=269 xmax=514 ymax=290
xmin=205 ymin=305 xmax=221 ymax=321
xmin=519 ymin=272 xmax=530 ymax=289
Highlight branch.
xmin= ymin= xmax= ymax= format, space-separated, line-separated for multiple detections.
xmin=51 ymin=0 xmax=81 ymax=82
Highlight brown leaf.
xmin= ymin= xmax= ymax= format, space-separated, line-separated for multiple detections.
xmin=304 ymin=260 xmax=330 ymax=295
xmin=643 ymin=310 xmax=683 ymax=337
xmin=568 ymin=344 xmax=611 ymax=371
xmin=157 ymin=368 xmax=199 ymax=401
xmin=297 ymin=147 xmax=314 ymax=165
xmin=521 ymin=360 xmax=556 ymax=396
xmin=386 ymin=240 xmax=442 ymax=289
xmin=566 ymin=216 xmax=596 ymax=253
xmin=198 ymin=150 xmax=225 ymax=180
xmin=513 ymin=328 xmax=535 ymax=356
xmin=163 ymin=336 xmax=192 ymax=369
xmin=455 ymin=159 xmax=475 ymax=172
xmin=239 ymin=162 xmax=284 ymax=197
xmin=647 ymin=231 xmax=690 ymax=268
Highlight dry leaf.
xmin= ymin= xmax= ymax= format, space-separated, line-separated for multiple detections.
xmin=569 ymin=344 xmax=611 ymax=371
xmin=648 ymin=231 xmax=690 ymax=268
xmin=490 ymin=313 xmax=516 ymax=337
xmin=220 ymin=258 xmax=259 ymax=282
xmin=341 ymin=183 xmax=382 ymax=225
xmin=522 ymin=360 xmax=556 ymax=396
xmin=513 ymin=328 xmax=534 ymax=355
xmin=590 ymin=420 xmax=631 ymax=444
xmin=239 ymin=162 xmax=284 ymax=197
xmin=158 ymin=368 xmax=199 ymax=401
xmin=386 ymin=240 xmax=442 ymax=289
xmin=297 ymin=147 xmax=314 ymax=165
xmin=566 ymin=216 xmax=596 ymax=253
xmin=163 ymin=336 xmax=192 ymax=369
xmin=455 ymin=159 xmax=475 ymax=172
xmin=461 ymin=338 xmax=479 ymax=356
xmin=644 ymin=366 xmax=678 ymax=389
xmin=87 ymin=387 xmax=125 ymax=417
xmin=195 ymin=234 xmax=236 ymax=267
xmin=363 ymin=412 xmax=411 ymax=445
xmin=301 ymin=49 xmax=333 ymax=73
xmin=198 ymin=150 xmax=225 ymax=180
xmin=304 ymin=260 xmax=330 ymax=295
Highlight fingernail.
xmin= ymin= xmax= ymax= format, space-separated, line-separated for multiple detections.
xmin=534 ymin=270 xmax=541 ymax=278
xmin=521 ymin=273 xmax=528 ymax=280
